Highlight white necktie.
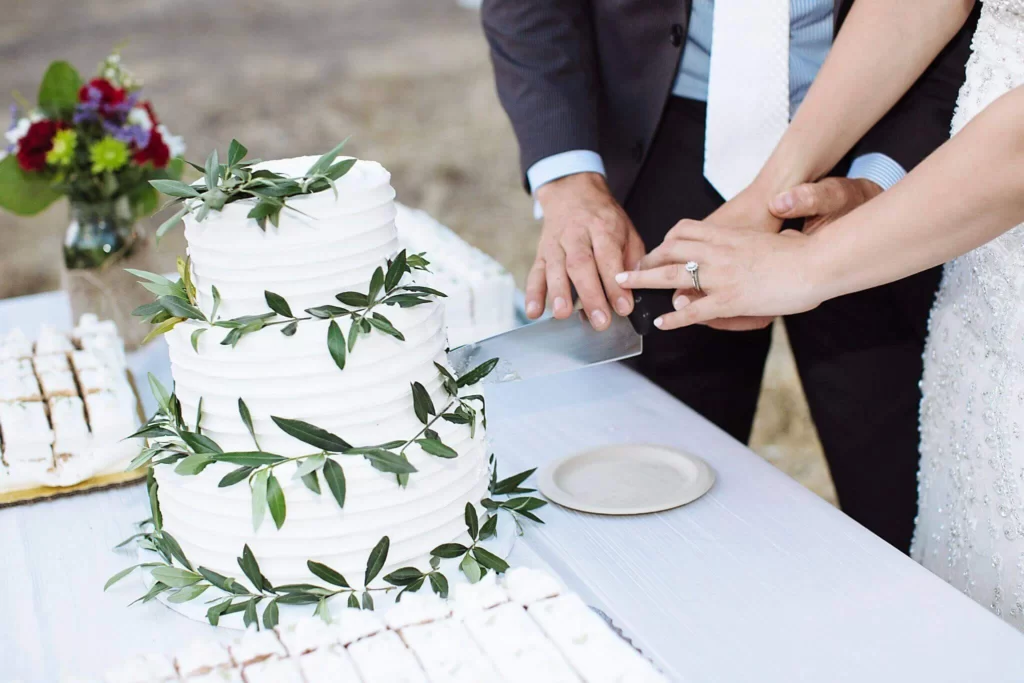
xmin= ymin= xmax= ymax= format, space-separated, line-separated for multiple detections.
xmin=704 ymin=0 xmax=791 ymax=200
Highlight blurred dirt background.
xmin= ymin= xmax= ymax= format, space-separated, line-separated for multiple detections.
xmin=0 ymin=0 xmax=836 ymax=503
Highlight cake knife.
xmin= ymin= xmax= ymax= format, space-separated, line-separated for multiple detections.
xmin=447 ymin=289 xmax=672 ymax=385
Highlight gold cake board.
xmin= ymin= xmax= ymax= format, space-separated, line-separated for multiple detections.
xmin=0 ymin=370 xmax=148 ymax=509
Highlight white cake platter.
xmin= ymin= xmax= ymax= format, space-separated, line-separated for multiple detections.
xmin=138 ymin=515 xmax=520 ymax=630
xmin=538 ymin=444 xmax=715 ymax=515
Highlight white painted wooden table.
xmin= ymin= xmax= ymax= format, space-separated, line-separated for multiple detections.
xmin=2 ymin=291 xmax=1023 ymax=682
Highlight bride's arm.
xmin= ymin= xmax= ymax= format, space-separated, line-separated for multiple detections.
xmin=757 ymin=0 xmax=977 ymax=192
xmin=616 ymin=85 xmax=1024 ymax=327
xmin=811 ymin=84 xmax=1024 ymax=301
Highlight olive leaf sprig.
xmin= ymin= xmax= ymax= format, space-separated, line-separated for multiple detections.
xmin=212 ymin=250 xmax=440 ymax=358
xmin=109 ymin=460 xmax=543 ymax=629
xmin=483 ymin=455 xmax=549 ymax=535
xmin=130 ymin=356 xmax=499 ymax=532
xmin=395 ymin=358 xmax=497 ymax=485
xmin=149 ymin=138 xmax=358 ymax=239
xmin=129 ymin=249 xmax=438 ymax=356
xmin=428 ymin=502 xmax=510 ymax=583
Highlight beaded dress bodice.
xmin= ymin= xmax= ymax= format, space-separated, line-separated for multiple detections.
xmin=913 ymin=0 xmax=1024 ymax=630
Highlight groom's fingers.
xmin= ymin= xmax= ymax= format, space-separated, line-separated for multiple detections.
xmin=543 ymin=248 xmax=574 ymax=320
xmin=524 ymin=258 xmax=548 ymax=319
xmin=770 ymin=178 xmax=849 ymax=219
xmin=593 ymin=237 xmax=633 ymax=316
xmin=564 ymin=239 xmax=612 ymax=330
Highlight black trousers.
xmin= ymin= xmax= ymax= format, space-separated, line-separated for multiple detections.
xmin=624 ymin=98 xmax=940 ymax=552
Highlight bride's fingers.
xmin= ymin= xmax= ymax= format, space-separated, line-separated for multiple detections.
xmin=615 ymin=262 xmax=714 ymax=291
xmin=636 ymin=241 xmax=711 ymax=272
xmin=653 ymin=296 xmax=724 ymax=330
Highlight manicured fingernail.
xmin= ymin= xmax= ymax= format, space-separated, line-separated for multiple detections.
xmin=673 ymin=297 xmax=686 ymax=310
xmin=590 ymin=310 xmax=608 ymax=328
xmin=654 ymin=316 xmax=665 ymax=329
xmin=526 ymin=300 xmax=541 ymax=317
xmin=772 ymin=192 xmax=794 ymax=213
xmin=553 ymin=296 xmax=567 ymax=313
xmin=615 ymin=272 xmax=629 ymax=284
xmin=615 ymin=297 xmax=630 ymax=315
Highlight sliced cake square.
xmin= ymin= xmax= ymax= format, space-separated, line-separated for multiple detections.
xmin=49 ymin=395 xmax=91 ymax=458
xmin=463 ymin=601 xmax=581 ymax=681
xmin=228 ymin=629 xmax=286 ymax=667
xmin=400 ymin=618 xmax=504 ymax=683
xmin=347 ymin=630 xmax=428 ymax=683
xmin=297 ymin=645 xmax=361 ymax=683
xmin=241 ymin=656 xmax=304 ymax=683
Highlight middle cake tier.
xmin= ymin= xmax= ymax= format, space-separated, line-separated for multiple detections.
xmin=158 ymin=298 xmax=490 ymax=586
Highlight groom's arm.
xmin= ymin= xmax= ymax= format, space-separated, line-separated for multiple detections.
xmin=480 ymin=0 xmax=602 ymax=188
xmin=481 ymin=0 xmax=646 ymax=327
xmin=844 ymin=2 xmax=980 ymax=180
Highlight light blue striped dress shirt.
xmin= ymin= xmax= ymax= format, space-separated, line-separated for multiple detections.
xmin=528 ymin=0 xmax=905 ymax=204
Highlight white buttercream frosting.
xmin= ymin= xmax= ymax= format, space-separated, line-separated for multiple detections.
xmin=185 ymin=156 xmax=399 ymax=320
xmin=157 ymin=157 xmax=490 ymax=589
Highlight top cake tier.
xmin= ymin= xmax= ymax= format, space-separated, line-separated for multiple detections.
xmin=184 ymin=156 xmax=399 ymax=319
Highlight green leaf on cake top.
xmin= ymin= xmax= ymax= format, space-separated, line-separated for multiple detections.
xmin=148 ymin=138 xmax=360 ymax=238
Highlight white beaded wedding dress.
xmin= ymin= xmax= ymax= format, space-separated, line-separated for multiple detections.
xmin=913 ymin=0 xmax=1024 ymax=630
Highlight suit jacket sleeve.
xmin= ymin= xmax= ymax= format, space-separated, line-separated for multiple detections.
xmin=480 ymin=0 xmax=602 ymax=189
xmin=846 ymin=4 xmax=979 ymax=173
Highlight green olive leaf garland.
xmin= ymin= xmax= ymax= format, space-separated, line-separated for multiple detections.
xmin=129 ymin=249 xmax=438 ymax=358
xmin=130 ymin=355 xmax=500 ymax=531
xmin=107 ymin=455 xmax=545 ymax=629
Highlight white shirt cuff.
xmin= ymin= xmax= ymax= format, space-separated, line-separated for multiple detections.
xmin=527 ymin=150 xmax=606 ymax=220
xmin=847 ymin=152 xmax=906 ymax=191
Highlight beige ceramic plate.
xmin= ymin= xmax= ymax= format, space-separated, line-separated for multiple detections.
xmin=538 ymin=444 xmax=715 ymax=515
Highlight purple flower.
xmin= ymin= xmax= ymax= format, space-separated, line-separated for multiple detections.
xmin=6 ymin=105 xmax=19 ymax=153
xmin=74 ymin=101 xmax=100 ymax=125
xmin=102 ymin=119 xmax=150 ymax=149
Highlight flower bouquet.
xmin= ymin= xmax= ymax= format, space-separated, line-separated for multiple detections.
xmin=0 ymin=51 xmax=186 ymax=348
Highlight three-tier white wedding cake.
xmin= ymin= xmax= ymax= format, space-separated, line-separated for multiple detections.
xmin=137 ymin=153 xmax=497 ymax=597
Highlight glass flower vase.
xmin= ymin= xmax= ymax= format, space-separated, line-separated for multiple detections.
xmin=63 ymin=197 xmax=137 ymax=270
xmin=61 ymin=196 xmax=152 ymax=350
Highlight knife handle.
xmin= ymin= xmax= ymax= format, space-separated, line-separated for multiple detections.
xmin=628 ymin=289 xmax=675 ymax=336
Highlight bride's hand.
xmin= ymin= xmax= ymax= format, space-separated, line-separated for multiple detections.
xmin=615 ymin=220 xmax=824 ymax=331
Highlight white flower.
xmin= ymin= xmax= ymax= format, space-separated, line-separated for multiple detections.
xmin=28 ymin=110 xmax=45 ymax=123
xmin=157 ymin=124 xmax=186 ymax=158
xmin=4 ymin=118 xmax=31 ymax=148
xmin=127 ymin=107 xmax=153 ymax=131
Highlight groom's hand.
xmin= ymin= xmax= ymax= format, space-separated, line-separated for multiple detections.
xmin=769 ymin=177 xmax=883 ymax=234
xmin=530 ymin=173 xmax=646 ymax=330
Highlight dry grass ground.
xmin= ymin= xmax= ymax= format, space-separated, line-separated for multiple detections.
xmin=0 ymin=0 xmax=836 ymax=504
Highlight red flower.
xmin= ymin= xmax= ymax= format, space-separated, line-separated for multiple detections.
xmin=134 ymin=127 xmax=170 ymax=168
xmin=140 ymin=101 xmax=160 ymax=127
xmin=15 ymin=120 xmax=59 ymax=172
xmin=78 ymin=78 xmax=125 ymax=106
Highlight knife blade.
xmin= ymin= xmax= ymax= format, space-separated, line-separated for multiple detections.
xmin=447 ymin=289 xmax=672 ymax=385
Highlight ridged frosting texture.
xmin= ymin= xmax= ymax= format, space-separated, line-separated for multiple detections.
xmin=184 ymin=156 xmax=399 ymax=320
xmin=157 ymin=157 xmax=489 ymax=586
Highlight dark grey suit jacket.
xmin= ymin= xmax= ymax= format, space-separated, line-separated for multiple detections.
xmin=481 ymin=0 xmax=979 ymax=202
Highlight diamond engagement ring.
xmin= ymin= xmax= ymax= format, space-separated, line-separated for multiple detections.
xmin=685 ymin=260 xmax=702 ymax=293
